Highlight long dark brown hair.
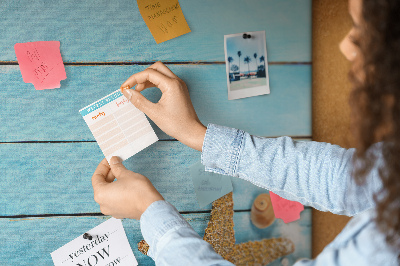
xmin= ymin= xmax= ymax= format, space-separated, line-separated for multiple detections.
xmin=350 ymin=0 xmax=400 ymax=256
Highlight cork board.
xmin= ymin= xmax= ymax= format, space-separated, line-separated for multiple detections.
xmin=312 ymin=0 xmax=353 ymax=257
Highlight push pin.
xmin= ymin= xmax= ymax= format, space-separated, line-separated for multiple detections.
xmin=83 ymin=233 xmax=93 ymax=240
xmin=243 ymin=33 xmax=252 ymax=39
xmin=120 ymin=85 xmax=130 ymax=92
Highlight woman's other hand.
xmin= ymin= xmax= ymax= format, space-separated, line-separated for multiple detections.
xmin=91 ymin=157 xmax=164 ymax=220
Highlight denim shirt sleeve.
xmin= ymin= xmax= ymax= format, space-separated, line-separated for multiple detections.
xmin=201 ymin=124 xmax=383 ymax=216
xmin=140 ymin=200 xmax=234 ymax=266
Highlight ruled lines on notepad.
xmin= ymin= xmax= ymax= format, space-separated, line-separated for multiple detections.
xmin=88 ymin=104 xmax=153 ymax=158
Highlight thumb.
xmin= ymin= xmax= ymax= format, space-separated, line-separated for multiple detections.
xmin=109 ymin=156 xmax=129 ymax=178
xmin=123 ymin=89 xmax=155 ymax=116
xmin=92 ymin=158 xmax=111 ymax=189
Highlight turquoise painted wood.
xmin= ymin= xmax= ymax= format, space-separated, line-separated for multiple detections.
xmin=0 ymin=209 xmax=311 ymax=265
xmin=0 ymin=64 xmax=311 ymax=142
xmin=0 ymin=141 xmax=313 ymax=216
xmin=0 ymin=0 xmax=311 ymax=63
xmin=0 ymin=0 xmax=312 ymax=264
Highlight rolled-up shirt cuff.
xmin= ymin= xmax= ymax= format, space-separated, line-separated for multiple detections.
xmin=140 ymin=200 xmax=191 ymax=259
xmin=201 ymin=123 xmax=245 ymax=176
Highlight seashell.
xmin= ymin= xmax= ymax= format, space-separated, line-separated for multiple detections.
xmin=250 ymin=193 xmax=276 ymax=229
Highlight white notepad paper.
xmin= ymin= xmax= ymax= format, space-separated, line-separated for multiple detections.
xmin=51 ymin=218 xmax=138 ymax=266
xmin=79 ymin=89 xmax=158 ymax=162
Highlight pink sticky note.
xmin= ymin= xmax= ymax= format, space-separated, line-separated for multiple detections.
xmin=14 ymin=41 xmax=67 ymax=90
xmin=269 ymin=191 xmax=304 ymax=223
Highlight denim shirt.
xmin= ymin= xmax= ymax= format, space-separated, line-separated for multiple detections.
xmin=140 ymin=124 xmax=399 ymax=265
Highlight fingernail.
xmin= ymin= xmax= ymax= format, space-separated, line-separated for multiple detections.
xmin=125 ymin=89 xmax=133 ymax=100
xmin=110 ymin=156 xmax=122 ymax=165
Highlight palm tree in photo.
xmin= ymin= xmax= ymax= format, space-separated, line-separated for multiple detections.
xmin=228 ymin=56 xmax=233 ymax=73
xmin=244 ymin=56 xmax=251 ymax=78
xmin=253 ymin=53 xmax=258 ymax=73
xmin=259 ymin=55 xmax=266 ymax=77
xmin=260 ymin=55 xmax=265 ymax=71
xmin=237 ymin=51 xmax=242 ymax=77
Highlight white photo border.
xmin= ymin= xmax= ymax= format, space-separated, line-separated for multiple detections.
xmin=224 ymin=31 xmax=270 ymax=100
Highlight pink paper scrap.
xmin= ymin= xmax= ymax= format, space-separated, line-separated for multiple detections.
xmin=269 ymin=191 xmax=304 ymax=223
xmin=14 ymin=41 xmax=67 ymax=90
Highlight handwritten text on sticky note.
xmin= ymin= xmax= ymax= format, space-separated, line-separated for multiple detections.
xmin=269 ymin=191 xmax=304 ymax=223
xmin=14 ymin=41 xmax=67 ymax=90
xmin=137 ymin=0 xmax=191 ymax=44
xmin=51 ymin=218 xmax=137 ymax=266
xmin=190 ymin=161 xmax=233 ymax=208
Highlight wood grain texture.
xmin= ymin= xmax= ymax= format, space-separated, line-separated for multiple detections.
xmin=0 ymin=209 xmax=311 ymax=265
xmin=0 ymin=0 xmax=311 ymax=63
xmin=0 ymin=141 xmax=313 ymax=216
xmin=0 ymin=64 xmax=311 ymax=142
xmin=0 ymin=0 xmax=313 ymax=263
xmin=312 ymin=0 xmax=352 ymax=258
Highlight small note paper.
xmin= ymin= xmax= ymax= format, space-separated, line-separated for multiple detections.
xmin=14 ymin=41 xmax=67 ymax=90
xmin=137 ymin=0 xmax=191 ymax=44
xmin=269 ymin=191 xmax=304 ymax=223
xmin=51 ymin=218 xmax=137 ymax=266
xmin=79 ymin=89 xmax=158 ymax=162
xmin=190 ymin=161 xmax=233 ymax=208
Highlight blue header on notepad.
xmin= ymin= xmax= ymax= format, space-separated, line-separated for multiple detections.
xmin=80 ymin=91 xmax=123 ymax=117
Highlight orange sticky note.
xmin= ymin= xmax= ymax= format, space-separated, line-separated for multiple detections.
xmin=269 ymin=191 xmax=304 ymax=223
xmin=137 ymin=0 xmax=191 ymax=44
xmin=14 ymin=41 xmax=67 ymax=90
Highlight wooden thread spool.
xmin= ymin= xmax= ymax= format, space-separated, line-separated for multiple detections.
xmin=250 ymin=193 xmax=275 ymax=229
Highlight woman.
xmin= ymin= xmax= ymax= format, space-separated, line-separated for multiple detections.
xmin=91 ymin=0 xmax=400 ymax=264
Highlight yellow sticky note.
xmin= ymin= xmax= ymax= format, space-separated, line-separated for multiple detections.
xmin=137 ymin=0 xmax=191 ymax=44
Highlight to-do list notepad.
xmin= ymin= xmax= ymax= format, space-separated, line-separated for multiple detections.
xmin=80 ymin=90 xmax=158 ymax=162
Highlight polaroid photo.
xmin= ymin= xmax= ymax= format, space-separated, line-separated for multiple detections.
xmin=224 ymin=31 xmax=270 ymax=100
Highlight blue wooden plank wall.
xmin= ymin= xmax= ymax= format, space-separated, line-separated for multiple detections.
xmin=0 ymin=210 xmax=311 ymax=265
xmin=0 ymin=64 xmax=311 ymax=141
xmin=0 ymin=0 xmax=312 ymax=265
xmin=0 ymin=0 xmax=311 ymax=62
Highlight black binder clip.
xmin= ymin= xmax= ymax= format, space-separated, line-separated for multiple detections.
xmin=243 ymin=33 xmax=252 ymax=39
xmin=83 ymin=233 xmax=93 ymax=240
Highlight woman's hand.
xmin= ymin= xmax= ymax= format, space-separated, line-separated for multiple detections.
xmin=120 ymin=61 xmax=206 ymax=151
xmin=91 ymin=157 xmax=164 ymax=220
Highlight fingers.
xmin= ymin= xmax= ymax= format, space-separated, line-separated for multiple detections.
xmin=121 ymin=68 xmax=173 ymax=94
xmin=147 ymin=61 xmax=177 ymax=79
xmin=121 ymin=89 xmax=158 ymax=118
xmin=92 ymin=159 xmax=110 ymax=190
xmin=132 ymin=62 xmax=178 ymax=92
xmin=109 ymin=156 xmax=129 ymax=179
xmin=119 ymin=61 xmax=182 ymax=119
xmin=105 ymin=169 xmax=116 ymax=183
xmin=135 ymin=81 xmax=156 ymax=92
